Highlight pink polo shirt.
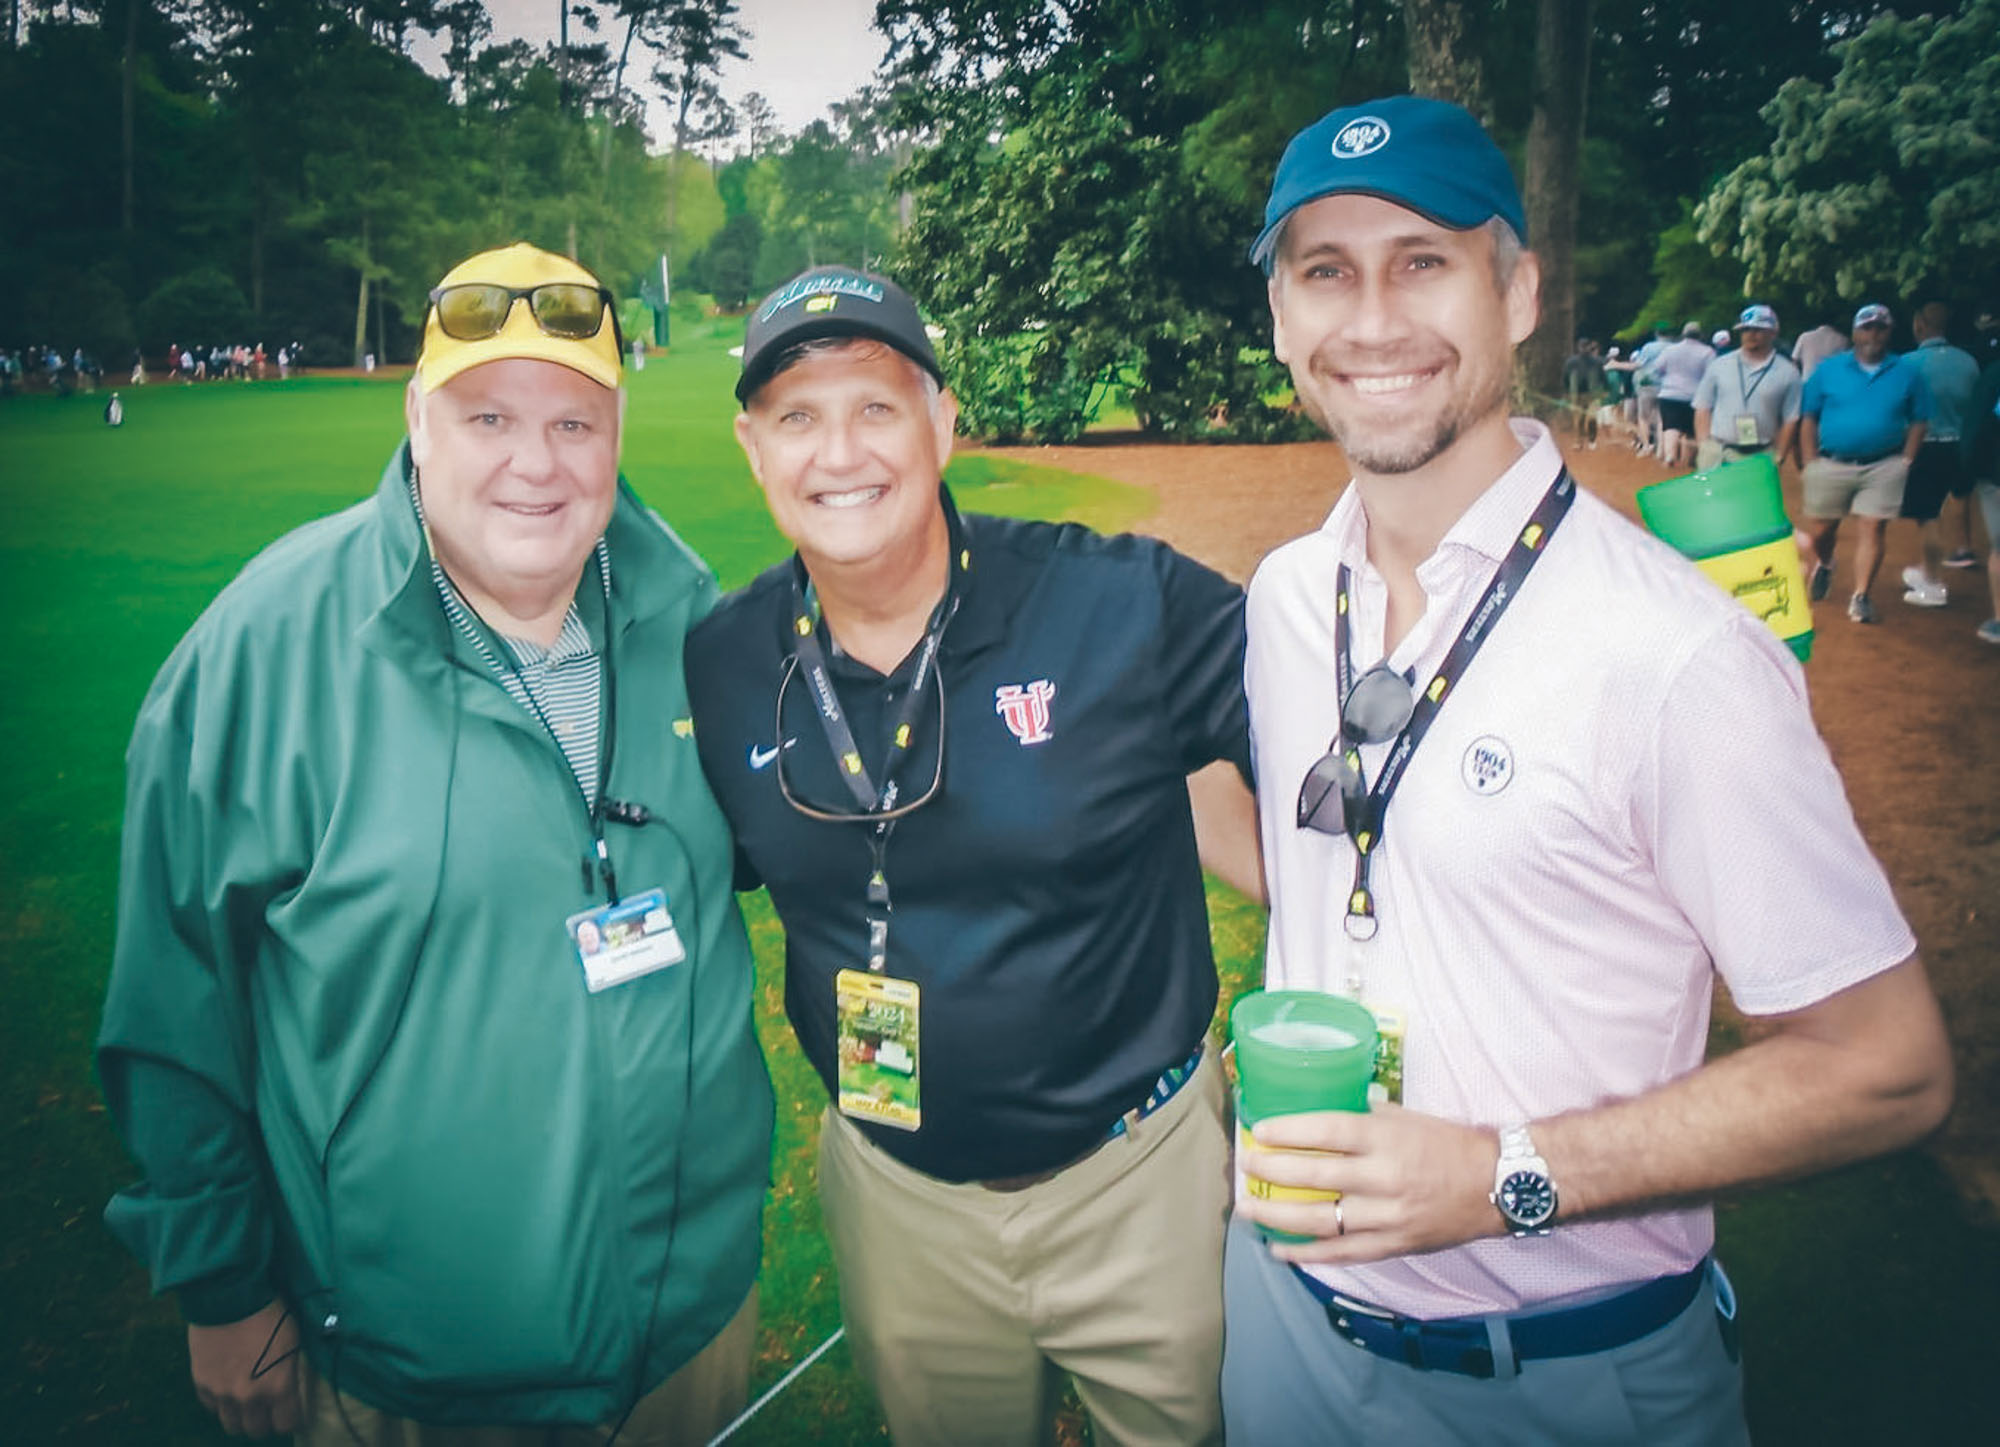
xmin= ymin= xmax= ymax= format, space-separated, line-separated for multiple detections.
xmin=1244 ymin=421 xmax=1915 ymax=1318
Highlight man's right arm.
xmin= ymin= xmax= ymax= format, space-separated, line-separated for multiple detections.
xmin=97 ymin=681 xmax=300 ymax=1436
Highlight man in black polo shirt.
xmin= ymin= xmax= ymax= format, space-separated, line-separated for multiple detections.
xmin=685 ymin=265 xmax=1251 ymax=1446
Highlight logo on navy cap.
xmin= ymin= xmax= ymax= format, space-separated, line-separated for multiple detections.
xmin=1331 ymin=117 xmax=1391 ymax=159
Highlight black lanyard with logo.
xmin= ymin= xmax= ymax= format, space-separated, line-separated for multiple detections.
xmin=1737 ymin=356 xmax=1774 ymax=404
xmin=783 ymin=523 xmax=967 ymax=973
xmin=1332 ymin=468 xmax=1576 ymax=939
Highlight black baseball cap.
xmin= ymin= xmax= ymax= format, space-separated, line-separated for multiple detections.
xmin=736 ymin=266 xmax=943 ymax=403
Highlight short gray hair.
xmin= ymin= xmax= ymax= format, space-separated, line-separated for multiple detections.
xmin=761 ymin=335 xmax=941 ymax=413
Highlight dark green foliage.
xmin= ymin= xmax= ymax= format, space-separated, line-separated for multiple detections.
xmin=881 ymin=0 xmax=1399 ymax=443
xmin=136 ymin=267 xmax=252 ymax=348
xmin=1616 ymin=204 xmax=1752 ymax=341
xmin=1698 ymin=0 xmax=2000 ymax=316
xmin=0 ymin=3 xmax=683 ymax=365
xmin=690 ymin=210 xmax=762 ymax=309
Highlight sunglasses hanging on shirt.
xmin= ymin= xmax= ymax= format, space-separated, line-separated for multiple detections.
xmin=1297 ymin=469 xmax=1577 ymax=940
xmin=1296 ymin=660 xmax=1416 ymax=836
xmin=775 ymin=507 xmax=970 ymax=974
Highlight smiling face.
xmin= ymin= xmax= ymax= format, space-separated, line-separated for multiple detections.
xmin=406 ymin=357 xmax=622 ymax=629
xmin=1267 ymin=193 xmax=1539 ymax=480
xmin=733 ymin=339 xmax=957 ymax=580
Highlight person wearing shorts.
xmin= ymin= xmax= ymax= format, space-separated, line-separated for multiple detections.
xmin=1897 ymin=303 xmax=1982 ymax=607
xmin=1655 ymin=322 xmax=1716 ymax=468
xmin=1800 ymin=304 xmax=1930 ymax=624
xmin=1631 ymin=325 xmax=1670 ymax=456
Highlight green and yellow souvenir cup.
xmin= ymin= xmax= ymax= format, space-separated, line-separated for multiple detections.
xmin=1637 ymin=454 xmax=1814 ymax=662
xmin=1230 ymin=990 xmax=1378 ymax=1243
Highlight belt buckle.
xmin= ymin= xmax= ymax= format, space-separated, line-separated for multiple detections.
xmin=1328 ymin=1291 xmax=1396 ymax=1322
xmin=1324 ymin=1295 xmax=1497 ymax=1380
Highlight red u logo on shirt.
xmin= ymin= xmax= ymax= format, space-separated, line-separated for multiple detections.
xmin=995 ymin=680 xmax=1057 ymax=745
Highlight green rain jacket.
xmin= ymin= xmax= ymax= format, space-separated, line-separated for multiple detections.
xmin=97 ymin=446 xmax=774 ymax=1426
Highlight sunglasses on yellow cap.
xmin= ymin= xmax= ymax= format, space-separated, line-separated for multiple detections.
xmin=427 ymin=282 xmax=620 ymax=343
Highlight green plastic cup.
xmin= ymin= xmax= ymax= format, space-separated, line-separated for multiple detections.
xmin=1636 ymin=454 xmax=1790 ymax=555
xmin=1637 ymin=454 xmax=1814 ymax=663
xmin=1231 ymin=990 xmax=1379 ymax=1242
xmin=1232 ymin=990 xmax=1380 ymax=1121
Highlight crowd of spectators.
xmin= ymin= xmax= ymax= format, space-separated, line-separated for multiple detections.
xmin=1567 ymin=303 xmax=2000 ymax=645
xmin=1 ymin=340 xmax=307 ymax=395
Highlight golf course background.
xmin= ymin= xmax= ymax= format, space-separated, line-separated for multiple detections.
xmin=4 ymin=322 xmax=1995 ymax=1443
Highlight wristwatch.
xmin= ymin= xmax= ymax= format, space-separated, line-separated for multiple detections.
xmin=1490 ymin=1124 xmax=1558 ymax=1235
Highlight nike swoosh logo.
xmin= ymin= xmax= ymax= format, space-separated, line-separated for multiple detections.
xmin=750 ymin=740 xmax=801 ymax=771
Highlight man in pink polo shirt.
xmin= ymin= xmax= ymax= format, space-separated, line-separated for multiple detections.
xmin=1223 ymin=96 xmax=1953 ymax=1444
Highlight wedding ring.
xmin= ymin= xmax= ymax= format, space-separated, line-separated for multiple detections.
xmin=1335 ymin=1199 xmax=1346 ymax=1236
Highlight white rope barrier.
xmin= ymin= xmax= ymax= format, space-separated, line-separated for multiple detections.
xmin=703 ymin=1326 xmax=847 ymax=1446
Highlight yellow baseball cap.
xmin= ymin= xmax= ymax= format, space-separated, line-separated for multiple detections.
xmin=416 ymin=242 xmax=623 ymax=393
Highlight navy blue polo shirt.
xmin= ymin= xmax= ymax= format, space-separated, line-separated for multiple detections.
xmin=685 ymin=490 xmax=1251 ymax=1182
xmin=1802 ymin=350 xmax=1930 ymax=461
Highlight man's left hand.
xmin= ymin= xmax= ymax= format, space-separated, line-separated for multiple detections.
xmin=1237 ymin=1103 xmax=1503 ymax=1264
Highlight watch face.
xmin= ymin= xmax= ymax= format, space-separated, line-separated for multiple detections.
xmin=1499 ymin=1170 xmax=1556 ymax=1227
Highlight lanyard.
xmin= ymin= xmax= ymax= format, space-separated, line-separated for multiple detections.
xmin=1737 ymin=356 xmax=1774 ymax=405
xmin=786 ymin=503 xmax=968 ymax=973
xmin=413 ymin=468 xmax=624 ymax=904
xmin=1333 ymin=468 xmax=1576 ymax=939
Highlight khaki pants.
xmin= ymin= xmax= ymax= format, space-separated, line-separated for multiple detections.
xmin=295 ymin=1288 xmax=756 ymax=1447
xmin=817 ymin=1047 xmax=1230 ymax=1447
xmin=1693 ymin=439 xmax=1769 ymax=472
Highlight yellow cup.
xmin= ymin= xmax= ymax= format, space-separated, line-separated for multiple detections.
xmin=1239 ymin=1124 xmax=1343 ymax=1210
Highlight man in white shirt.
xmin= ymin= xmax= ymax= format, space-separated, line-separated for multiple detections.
xmin=1222 ymin=93 xmax=1953 ymax=1446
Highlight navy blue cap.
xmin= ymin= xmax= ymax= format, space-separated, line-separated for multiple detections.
xmin=737 ymin=265 xmax=943 ymax=403
xmin=1250 ymin=95 xmax=1526 ymax=267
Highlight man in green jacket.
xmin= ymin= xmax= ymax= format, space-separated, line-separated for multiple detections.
xmin=96 ymin=242 xmax=774 ymax=1443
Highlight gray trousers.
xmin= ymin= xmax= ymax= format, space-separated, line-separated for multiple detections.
xmin=1220 ymin=1220 xmax=1750 ymax=1446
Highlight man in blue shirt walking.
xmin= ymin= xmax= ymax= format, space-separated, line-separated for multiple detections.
xmin=1897 ymin=303 xmax=1983 ymax=606
xmin=1799 ymin=304 xmax=1931 ymax=624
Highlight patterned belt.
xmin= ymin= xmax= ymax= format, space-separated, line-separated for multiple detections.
xmin=979 ymin=1041 xmax=1207 ymax=1192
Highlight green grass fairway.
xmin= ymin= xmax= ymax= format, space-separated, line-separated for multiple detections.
xmin=5 ymin=333 xmax=1997 ymax=1444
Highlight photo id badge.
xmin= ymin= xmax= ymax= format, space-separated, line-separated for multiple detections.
xmin=836 ymin=969 xmax=921 ymax=1131
xmin=1363 ymin=1002 xmax=1406 ymax=1105
xmin=567 ymin=888 xmax=685 ymax=993
xmin=1733 ymin=413 xmax=1760 ymax=447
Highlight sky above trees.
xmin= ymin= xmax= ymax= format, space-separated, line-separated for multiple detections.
xmin=410 ymin=0 xmax=887 ymax=136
